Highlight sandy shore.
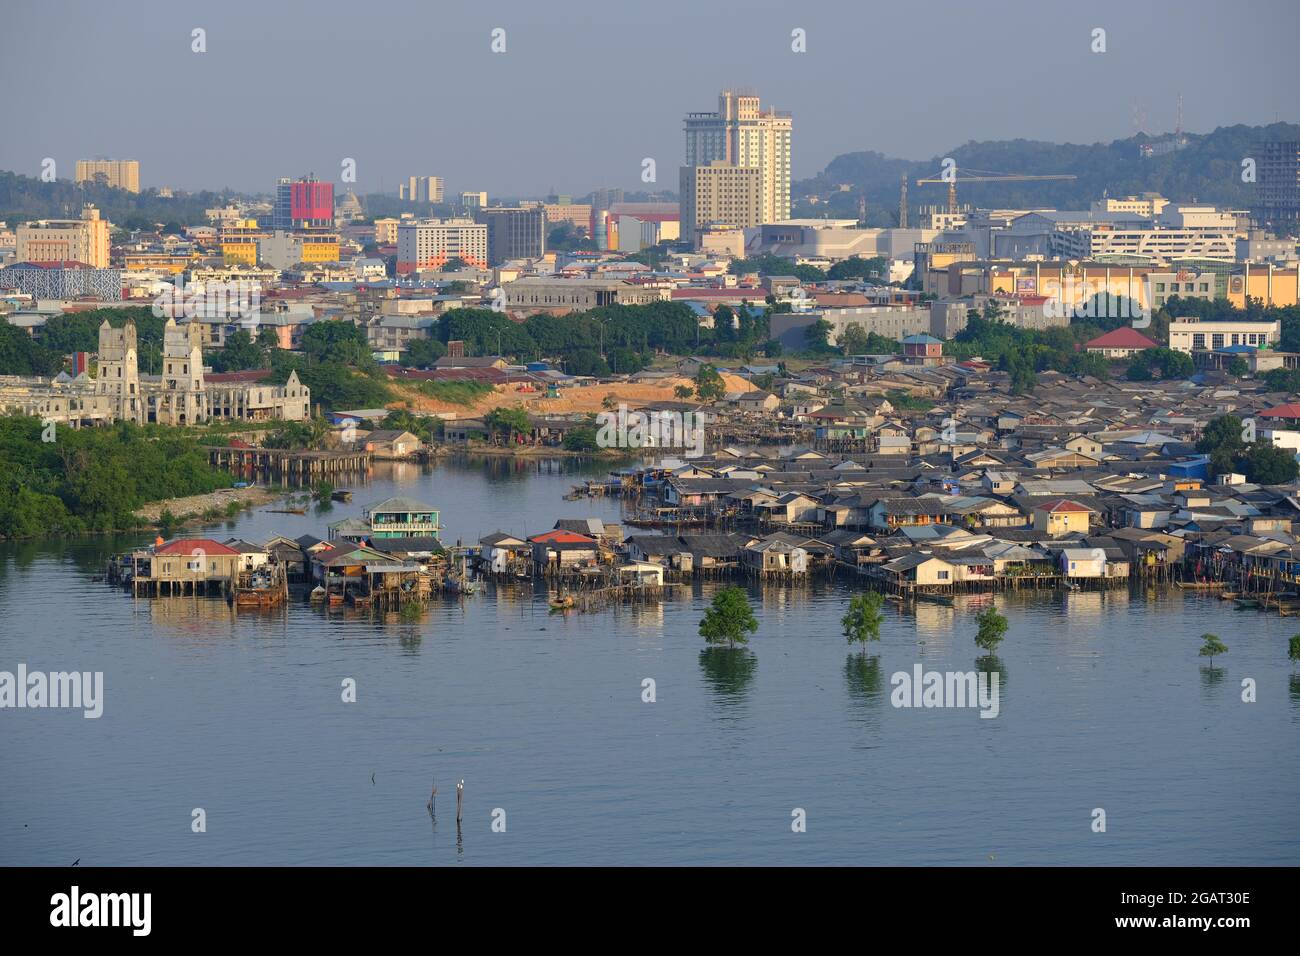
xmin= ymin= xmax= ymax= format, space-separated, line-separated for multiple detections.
xmin=133 ymin=485 xmax=283 ymax=524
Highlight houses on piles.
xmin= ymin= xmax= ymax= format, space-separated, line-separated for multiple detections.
xmin=605 ymin=366 xmax=1300 ymax=593
xmin=112 ymin=495 xmax=452 ymax=609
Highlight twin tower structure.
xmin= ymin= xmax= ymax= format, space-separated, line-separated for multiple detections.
xmin=96 ymin=318 xmax=205 ymax=425
xmin=5 ymin=318 xmax=312 ymax=427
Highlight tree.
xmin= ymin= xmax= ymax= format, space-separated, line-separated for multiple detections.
xmin=1289 ymin=634 xmax=1300 ymax=669
xmin=1199 ymin=632 xmax=1228 ymax=665
xmin=974 ymin=607 xmax=1008 ymax=654
xmin=562 ymin=425 xmax=599 ymax=452
xmin=606 ymin=347 xmax=646 ymax=375
xmin=402 ymin=338 xmax=447 ymax=368
xmin=208 ymin=329 xmax=268 ymax=372
xmin=804 ymin=319 xmax=835 ymax=353
xmin=1240 ymin=441 xmax=1300 ymax=484
xmin=565 ymin=349 xmax=610 ymax=378
xmin=1000 ymin=351 xmax=1037 ymax=395
xmin=1226 ymin=355 xmax=1249 ymax=377
xmin=698 ymin=586 xmax=759 ymax=647
xmin=842 ymin=591 xmax=884 ymax=649
xmin=826 ymin=256 xmax=886 ymax=281
xmin=694 ymin=364 xmax=726 ymax=401
xmin=673 ymin=384 xmax=695 ymax=400
xmin=484 ymin=406 xmax=531 ymax=442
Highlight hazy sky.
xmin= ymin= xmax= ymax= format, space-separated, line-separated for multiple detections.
xmin=2 ymin=0 xmax=1297 ymax=198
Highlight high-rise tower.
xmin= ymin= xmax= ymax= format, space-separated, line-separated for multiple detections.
xmin=684 ymin=90 xmax=792 ymax=224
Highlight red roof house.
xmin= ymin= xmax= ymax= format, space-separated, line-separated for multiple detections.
xmin=153 ymin=538 xmax=241 ymax=556
xmin=1084 ymin=327 xmax=1158 ymax=357
xmin=1259 ymin=403 xmax=1300 ymax=420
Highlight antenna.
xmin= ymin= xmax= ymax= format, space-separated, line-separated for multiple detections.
xmin=898 ymin=174 xmax=909 ymax=229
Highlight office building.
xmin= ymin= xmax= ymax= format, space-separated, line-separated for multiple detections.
xmin=274 ymin=175 xmax=334 ymax=231
xmin=476 ymin=206 xmax=546 ymax=264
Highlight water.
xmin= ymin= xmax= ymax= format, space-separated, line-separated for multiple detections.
xmin=2 ymin=456 xmax=1297 ymax=866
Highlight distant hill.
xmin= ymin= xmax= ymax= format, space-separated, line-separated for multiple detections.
xmin=0 ymin=171 xmax=238 ymax=230
xmin=796 ymin=122 xmax=1300 ymax=224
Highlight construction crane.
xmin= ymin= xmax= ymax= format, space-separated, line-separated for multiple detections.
xmin=914 ymin=166 xmax=1078 ymax=215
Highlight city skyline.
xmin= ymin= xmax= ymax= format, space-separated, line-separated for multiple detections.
xmin=2 ymin=0 xmax=1297 ymax=198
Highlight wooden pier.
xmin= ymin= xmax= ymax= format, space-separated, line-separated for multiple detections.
xmin=206 ymin=445 xmax=372 ymax=482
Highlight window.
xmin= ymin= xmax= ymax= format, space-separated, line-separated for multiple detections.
xmin=936 ymin=570 xmax=949 ymax=581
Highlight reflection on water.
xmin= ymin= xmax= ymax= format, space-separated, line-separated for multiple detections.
xmin=2 ymin=457 xmax=1298 ymax=866
xmin=698 ymin=646 xmax=757 ymax=704
xmin=976 ymin=654 xmax=1008 ymax=692
xmin=1199 ymin=663 xmax=1229 ymax=693
xmin=843 ymin=653 xmax=884 ymax=709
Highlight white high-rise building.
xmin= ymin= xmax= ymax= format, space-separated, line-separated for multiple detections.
xmin=684 ymin=90 xmax=792 ymax=224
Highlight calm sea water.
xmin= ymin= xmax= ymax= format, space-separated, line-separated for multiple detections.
xmin=2 ymin=456 xmax=1297 ymax=866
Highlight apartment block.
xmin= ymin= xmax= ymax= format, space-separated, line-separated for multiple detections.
xmin=1257 ymin=141 xmax=1300 ymax=225
xmin=680 ymin=162 xmax=762 ymax=243
xmin=75 ymin=159 xmax=140 ymax=193
xmin=17 ymin=205 xmax=111 ymax=268
xmin=684 ymin=90 xmax=791 ymax=224
xmin=400 ymin=176 xmax=444 ymax=203
xmin=396 ymin=218 xmax=488 ymax=273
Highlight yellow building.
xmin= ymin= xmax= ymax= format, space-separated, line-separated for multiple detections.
xmin=219 ymin=220 xmax=266 ymax=266
xmin=374 ymin=218 xmax=400 ymax=245
xmin=123 ymin=254 xmax=192 ymax=274
xmin=76 ymin=159 xmax=141 ymax=193
xmin=17 ymin=205 xmax=111 ymax=268
xmin=1033 ymin=500 xmax=1093 ymax=537
xmin=1226 ymin=264 xmax=1300 ymax=309
xmin=299 ymin=236 xmax=340 ymax=263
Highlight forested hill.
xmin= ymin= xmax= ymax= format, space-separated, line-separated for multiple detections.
xmin=796 ymin=122 xmax=1300 ymax=223
xmin=0 ymin=171 xmax=237 ymax=230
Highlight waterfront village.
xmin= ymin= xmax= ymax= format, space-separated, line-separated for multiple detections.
xmin=102 ymin=352 xmax=1300 ymax=617
xmin=3 ymin=95 xmax=1300 ymax=617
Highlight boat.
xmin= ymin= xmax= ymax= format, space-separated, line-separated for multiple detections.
xmin=309 ymin=585 xmax=327 ymax=604
xmin=331 ymin=490 xmax=353 ymax=503
xmin=549 ymin=594 xmax=575 ymax=610
xmin=1234 ymin=597 xmax=1260 ymax=609
xmin=1218 ymin=591 xmax=1240 ymax=601
xmin=269 ymin=507 xmax=307 ymax=515
xmin=915 ymin=592 xmax=954 ymax=606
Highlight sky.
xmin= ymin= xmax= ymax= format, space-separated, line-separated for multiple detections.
xmin=1 ymin=0 xmax=1297 ymax=199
